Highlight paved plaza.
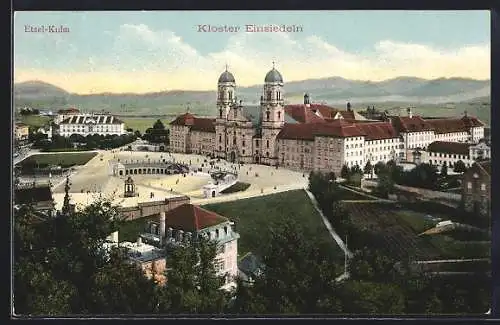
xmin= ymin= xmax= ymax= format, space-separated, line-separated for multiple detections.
xmin=52 ymin=149 xmax=309 ymax=210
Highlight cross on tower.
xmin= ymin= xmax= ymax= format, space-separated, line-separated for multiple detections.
xmin=272 ymin=61 xmax=275 ymax=69
xmin=225 ymin=63 xmax=228 ymax=71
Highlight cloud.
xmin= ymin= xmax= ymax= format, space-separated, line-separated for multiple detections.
xmin=14 ymin=23 xmax=490 ymax=93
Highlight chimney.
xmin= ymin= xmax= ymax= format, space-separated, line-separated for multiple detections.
xmin=159 ymin=211 xmax=166 ymax=241
xmin=137 ymin=237 xmax=142 ymax=246
xmin=407 ymin=107 xmax=413 ymax=118
xmin=304 ymin=93 xmax=310 ymax=107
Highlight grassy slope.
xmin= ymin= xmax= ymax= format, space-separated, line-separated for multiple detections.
xmin=203 ymin=189 xmax=343 ymax=259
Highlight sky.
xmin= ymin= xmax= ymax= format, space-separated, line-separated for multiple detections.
xmin=13 ymin=11 xmax=491 ymax=94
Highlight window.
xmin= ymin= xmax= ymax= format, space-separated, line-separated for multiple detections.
xmin=266 ymin=140 xmax=269 ymax=148
xmin=219 ymin=135 xmax=222 ymax=142
xmin=215 ymin=229 xmax=219 ymax=238
xmin=467 ymin=182 xmax=472 ymax=190
xmin=278 ymin=111 xmax=281 ymax=120
xmin=481 ymin=183 xmax=486 ymax=191
xmin=242 ymin=140 xmax=245 ymax=147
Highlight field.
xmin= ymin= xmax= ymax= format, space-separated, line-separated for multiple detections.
xmin=342 ymin=201 xmax=490 ymax=260
xmin=343 ymin=202 xmax=442 ymax=260
xmin=17 ymin=115 xmax=51 ymax=128
xmin=17 ymin=152 xmax=98 ymax=168
xmin=120 ymin=117 xmax=173 ymax=133
xmin=203 ymin=189 xmax=343 ymax=260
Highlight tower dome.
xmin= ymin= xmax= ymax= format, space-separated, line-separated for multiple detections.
xmin=218 ymin=69 xmax=235 ymax=83
xmin=264 ymin=65 xmax=283 ymax=83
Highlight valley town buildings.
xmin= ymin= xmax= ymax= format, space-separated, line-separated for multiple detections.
xmin=56 ymin=108 xmax=126 ymax=137
xmin=169 ymin=66 xmax=486 ymax=175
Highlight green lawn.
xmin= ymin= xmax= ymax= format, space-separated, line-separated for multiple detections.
xmin=203 ymin=189 xmax=343 ymax=260
xmin=121 ymin=118 xmax=172 ymax=133
xmin=18 ymin=152 xmax=98 ymax=168
xmin=17 ymin=115 xmax=51 ymax=128
xmin=395 ymin=210 xmax=437 ymax=233
xmin=424 ymin=235 xmax=491 ymax=259
xmin=220 ymin=182 xmax=251 ymax=194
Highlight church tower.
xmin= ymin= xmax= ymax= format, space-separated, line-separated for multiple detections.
xmin=216 ymin=65 xmax=236 ymax=119
xmin=260 ymin=63 xmax=285 ymax=166
xmin=215 ymin=66 xmax=236 ymax=159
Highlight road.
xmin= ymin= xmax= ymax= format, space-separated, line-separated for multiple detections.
xmin=414 ymin=258 xmax=490 ymax=264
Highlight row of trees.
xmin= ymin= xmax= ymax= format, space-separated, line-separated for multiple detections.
xmin=32 ymin=133 xmax=137 ymax=151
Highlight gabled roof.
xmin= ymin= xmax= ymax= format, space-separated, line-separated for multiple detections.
xmin=165 ymin=204 xmax=228 ymax=232
xmin=169 ymin=113 xmax=216 ymax=133
xmin=391 ymin=115 xmax=434 ymax=133
xmin=355 ymin=122 xmax=399 ymax=140
xmin=61 ymin=115 xmax=123 ymax=125
xmin=427 ymin=141 xmax=472 ymax=155
xmin=284 ymin=104 xmax=336 ymax=123
xmin=426 ymin=116 xmax=484 ymax=134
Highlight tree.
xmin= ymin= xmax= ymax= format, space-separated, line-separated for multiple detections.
xmin=158 ymin=236 xmax=229 ymax=314
xmin=440 ymin=162 xmax=448 ymax=177
xmin=134 ymin=130 xmax=142 ymax=139
xmin=13 ymin=193 xmax=160 ymax=315
xmin=340 ymin=164 xmax=350 ymax=180
xmin=376 ymin=171 xmax=394 ymax=198
xmin=153 ymin=119 xmax=166 ymax=130
xmin=231 ymin=218 xmax=342 ymax=314
xmin=374 ymin=162 xmax=386 ymax=176
xmin=61 ymin=176 xmax=71 ymax=216
xmin=363 ymin=161 xmax=373 ymax=178
xmin=453 ymin=160 xmax=467 ymax=173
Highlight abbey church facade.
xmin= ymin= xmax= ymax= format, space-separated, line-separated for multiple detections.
xmin=169 ymin=66 xmax=485 ymax=175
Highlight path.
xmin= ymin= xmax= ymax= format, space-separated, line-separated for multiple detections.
xmin=303 ymin=188 xmax=353 ymax=282
xmin=414 ymin=258 xmax=490 ymax=264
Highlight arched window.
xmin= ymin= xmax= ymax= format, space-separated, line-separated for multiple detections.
xmin=266 ymin=111 xmax=270 ymax=121
xmin=278 ymin=111 xmax=281 ymax=120
xmin=215 ymin=229 xmax=220 ymax=238
xmin=266 ymin=140 xmax=269 ymax=148
xmin=266 ymin=151 xmax=269 ymax=157
xmin=224 ymin=226 xmax=228 ymax=235
xmin=219 ymin=135 xmax=222 ymax=142
xmin=229 ymin=91 xmax=233 ymax=100
xmin=233 ymin=137 xmax=236 ymax=145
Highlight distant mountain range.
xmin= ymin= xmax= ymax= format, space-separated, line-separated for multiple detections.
xmin=14 ymin=77 xmax=490 ymax=115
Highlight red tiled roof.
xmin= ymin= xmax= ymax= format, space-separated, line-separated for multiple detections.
xmin=427 ymin=141 xmax=472 ymax=155
xmin=165 ymin=204 xmax=228 ymax=231
xmin=277 ymin=119 xmax=399 ymax=141
xmin=426 ymin=116 xmax=484 ymax=134
xmin=284 ymin=104 xmax=330 ymax=123
xmin=355 ymin=122 xmax=399 ymax=140
xmin=276 ymin=123 xmax=317 ymax=141
xmin=169 ymin=113 xmax=216 ymax=133
xmin=335 ymin=110 xmax=355 ymax=120
xmin=391 ymin=115 xmax=434 ymax=133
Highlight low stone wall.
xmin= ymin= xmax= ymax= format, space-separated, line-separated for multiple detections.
xmin=118 ymin=195 xmax=190 ymax=220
